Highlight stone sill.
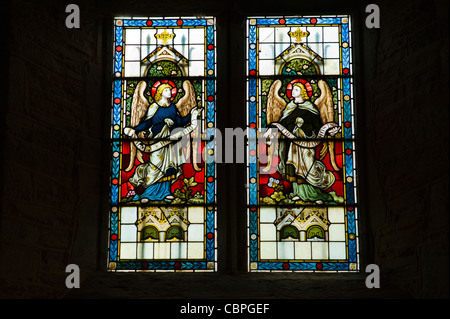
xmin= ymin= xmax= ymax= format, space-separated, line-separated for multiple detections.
xmin=64 ymin=270 xmax=411 ymax=299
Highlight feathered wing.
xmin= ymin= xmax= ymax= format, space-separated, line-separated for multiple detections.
xmin=315 ymin=79 xmax=334 ymax=123
xmin=176 ymin=80 xmax=197 ymax=117
xmin=263 ymin=80 xmax=286 ymax=173
xmin=266 ymin=79 xmax=286 ymax=125
xmin=175 ymin=80 xmax=201 ymax=171
xmin=124 ymin=81 xmax=150 ymax=172
xmin=315 ymin=79 xmax=340 ymax=171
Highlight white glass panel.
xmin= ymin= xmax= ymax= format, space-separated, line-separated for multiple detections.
xmin=173 ymin=29 xmax=189 ymax=44
xmin=260 ymin=242 xmax=277 ymax=259
xmin=329 ymin=242 xmax=346 ymax=259
xmin=120 ymin=243 xmax=137 ymax=259
xmin=124 ymin=45 xmax=141 ymax=61
xmin=173 ymin=44 xmax=189 ymax=58
xmin=260 ymin=223 xmax=276 ymax=241
xmin=189 ymin=28 xmax=205 ymax=44
xmin=121 ymin=206 xmax=137 ymax=224
xmin=188 ymin=207 xmax=204 ymax=223
xmin=311 ymin=242 xmax=328 ymax=259
xmin=329 ymin=224 xmax=346 ymax=241
xmin=259 ymin=43 xmax=275 ymax=59
xmin=306 ymin=26 xmax=323 ymax=43
xmin=328 ymin=206 xmax=345 ymax=223
xmin=275 ymin=27 xmax=291 ymax=43
xmin=324 ymin=43 xmax=340 ymax=59
xmin=138 ymin=242 xmax=154 ymax=259
xmin=124 ymin=61 xmax=141 ymax=77
xmin=189 ymin=44 xmax=205 ymax=61
xmin=171 ymin=242 xmax=188 ymax=259
xmin=141 ymin=29 xmax=157 ymax=45
xmin=323 ymin=26 xmax=339 ymax=42
xmin=187 ymin=242 xmax=204 ymax=259
xmin=323 ymin=58 xmax=340 ymax=75
xmin=277 ymin=242 xmax=294 ymax=259
xmin=187 ymin=224 xmax=204 ymax=241
xmin=120 ymin=224 xmax=137 ymax=242
xmin=260 ymin=207 xmax=276 ymax=223
xmin=259 ymin=59 xmax=275 ymax=76
xmin=125 ymin=29 xmax=141 ymax=45
xmin=294 ymin=242 xmax=312 ymax=259
xmin=154 ymin=242 xmax=171 ymax=259
xmin=189 ymin=61 xmax=205 ymax=76
xmin=258 ymin=27 xmax=274 ymax=43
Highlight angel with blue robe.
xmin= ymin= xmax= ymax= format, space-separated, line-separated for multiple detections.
xmin=123 ymin=80 xmax=201 ymax=202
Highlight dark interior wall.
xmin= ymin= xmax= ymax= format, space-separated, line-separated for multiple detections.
xmin=359 ymin=0 xmax=449 ymax=298
xmin=1 ymin=0 xmax=448 ymax=299
xmin=2 ymin=0 xmax=107 ymax=297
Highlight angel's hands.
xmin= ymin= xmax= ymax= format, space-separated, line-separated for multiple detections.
xmin=124 ymin=127 xmax=136 ymax=137
xmin=191 ymin=107 xmax=203 ymax=118
xmin=263 ymin=127 xmax=277 ymax=139
xmin=328 ymin=126 xmax=341 ymax=137
xmin=164 ymin=118 xmax=174 ymax=127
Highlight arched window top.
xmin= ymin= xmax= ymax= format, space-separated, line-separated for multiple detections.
xmin=306 ymin=225 xmax=325 ymax=241
xmin=146 ymin=60 xmax=184 ymax=77
xmin=280 ymin=58 xmax=319 ymax=76
xmin=280 ymin=225 xmax=300 ymax=241
xmin=141 ymin=225 xmax=159 ymax=241
xmin=166 ymin=225 xmax=185 ymax=241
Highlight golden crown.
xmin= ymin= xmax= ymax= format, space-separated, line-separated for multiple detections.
xmin=155 ymin=30 xmax=175 ymax=44
xmin=288 ymin=28 xmax=310 ymax=43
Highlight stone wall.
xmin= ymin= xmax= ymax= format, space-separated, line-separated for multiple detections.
xmin=1 ymin=0 xmax=448 ymax=299
xmin=2 ymin=0 xmax=105 ymax=297
xmin=360 ymin=0 xmax=449 ymax=297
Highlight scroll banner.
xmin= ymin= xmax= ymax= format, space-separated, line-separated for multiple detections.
xmin=271 ymin=122 xmax=339 ymax=148
xmin=124 ymin=112 xmax=199 ymax=154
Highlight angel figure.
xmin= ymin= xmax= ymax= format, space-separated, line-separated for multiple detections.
xmin=264 ymin=79 xmax=342 ymax=204
xmin=123 ymin=80 xmax=201 ymax=203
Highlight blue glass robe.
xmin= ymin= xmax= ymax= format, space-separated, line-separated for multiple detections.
xmin=130 ymin=103 xmax=191 ymax=201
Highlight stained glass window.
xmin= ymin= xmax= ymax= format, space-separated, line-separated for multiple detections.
xmin=108 ymin=16 xmax=217 ymax=272
xmin=246 ymin=16 xmax=359 ymax=272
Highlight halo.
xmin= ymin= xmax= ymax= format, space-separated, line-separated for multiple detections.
xmin=151 ymin=80 xmax=177 ymax=100
xmin=286 ymin=79 xmax=313 ymax=99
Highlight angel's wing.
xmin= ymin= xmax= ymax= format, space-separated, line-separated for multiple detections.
xmin=175 ymin=80 xmax=202 ymax=171
xmin=315 ymin=79 xmax=340 ymax=171
xmin=261 ymin=80 xmax=286 ymax=173
xmin=176 ymin=80 xmax=197 ymax=117
xmin=266 ymin=79 xmax=286 ymax=125
xmin=315 ymin=79 xmax=334 ymax=124
xmin=125 ymin=80 xmax=150 ymax=172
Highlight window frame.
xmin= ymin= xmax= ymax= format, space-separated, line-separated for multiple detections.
xmin=107 ymin=16 xmax=218 ymax=272
xmin=100 ymin=6 xmax=368 ymax=277
xmin=245 ymin=15 xmax=360 ymax=272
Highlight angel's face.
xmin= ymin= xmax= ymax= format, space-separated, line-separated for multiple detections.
xmin=291 ymin=85 xmax=302 ymax=99
xmin=162 ymin=87 xmax=173 ymax=99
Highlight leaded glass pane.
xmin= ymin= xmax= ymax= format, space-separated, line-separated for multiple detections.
xmin=246 ymin=16 xmax=359 ymax=272
xmin=108 ymin=16 xmax=217 ymax=272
